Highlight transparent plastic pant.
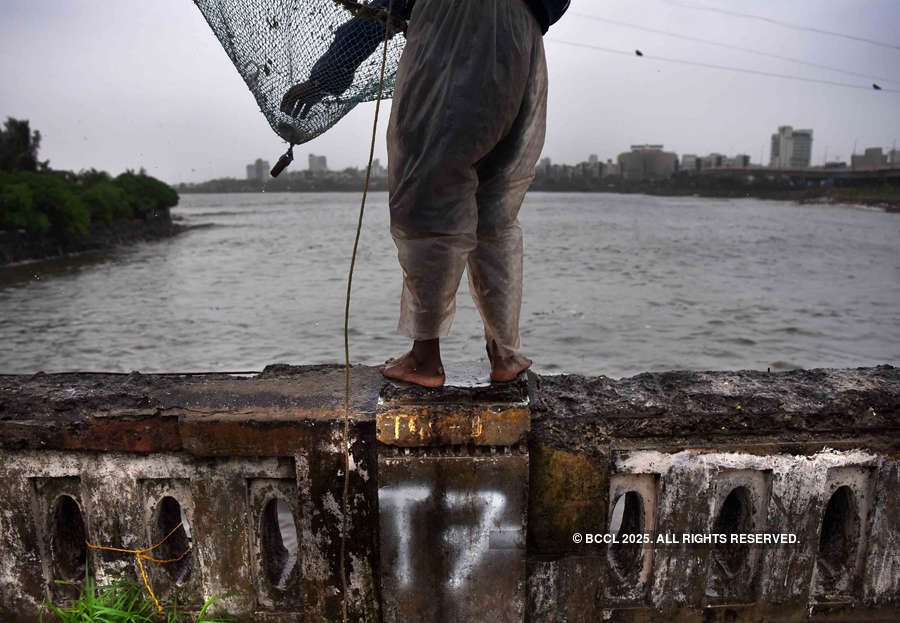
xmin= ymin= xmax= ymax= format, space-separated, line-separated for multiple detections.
xmin=386 ymin=0 xmax=548 ymax=358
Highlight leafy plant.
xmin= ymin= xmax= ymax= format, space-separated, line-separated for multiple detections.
xmin=41 ymin=575 xmax=233 ymax=623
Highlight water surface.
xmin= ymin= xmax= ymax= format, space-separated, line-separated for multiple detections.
xmin=1 ymin=192 xmax=897 ymax=378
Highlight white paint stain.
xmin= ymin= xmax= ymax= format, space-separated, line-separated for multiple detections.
xmin=379 ymin=485 xmax=430 ymax=587
xmin=381 ymin=486 xmax=519 ymax=590
xmin=443 ymin=490 xmax=511 ymax=590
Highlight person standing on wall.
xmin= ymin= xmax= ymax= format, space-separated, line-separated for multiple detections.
xmin=282 ymin=0 xmax=570 ymax=387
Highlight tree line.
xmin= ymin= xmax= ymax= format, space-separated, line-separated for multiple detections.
xmin=0 ymin=117 xmax=178 ymax=241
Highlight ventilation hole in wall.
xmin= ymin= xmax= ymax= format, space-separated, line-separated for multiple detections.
xmin=261 ymin=498 xmax=298 ymax=590
xmin=713 ymin=486 xmax=752 ymax=577
xmin=153 ymin=496 xmax=193 ymax=585
xmin=50 ymin=495 xmax=87 ymax=581
xmin=608 ymin=490 xmax=644 ymax=580
xmin=818 ymin=485 xmax=858 ymax=578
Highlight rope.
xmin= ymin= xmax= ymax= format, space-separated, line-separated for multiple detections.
xmin=340 ymin=0 xmax=394 ymax=621
xmin=85 ymin=521 xmax=192 ymax=612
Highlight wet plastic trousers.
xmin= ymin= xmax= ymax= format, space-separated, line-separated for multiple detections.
xmin=387 ymin=0 xmax=548 ymax=358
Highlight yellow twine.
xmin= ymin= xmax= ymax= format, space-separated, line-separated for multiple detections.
xmin=85 ymin=521 xmax=192 ymax=612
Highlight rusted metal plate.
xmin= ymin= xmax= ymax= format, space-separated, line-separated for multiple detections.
xmin=378 ymin=450 xmax=528 ymax=623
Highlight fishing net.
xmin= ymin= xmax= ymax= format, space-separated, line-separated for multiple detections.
xmin=194 ymin=0 xmax=408 ymax=145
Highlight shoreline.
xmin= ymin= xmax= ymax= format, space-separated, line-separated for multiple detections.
xmin=0 ymin=218 xmax=200 ymax=267
xmin=175 ymin=186 xmax=900 ymax=212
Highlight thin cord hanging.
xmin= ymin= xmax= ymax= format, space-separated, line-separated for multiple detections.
xmin=573 ymin=13 xmax=900 ymax=86
xmin=661 ymin=0 xmax=900 ymax=52
xmin=547 ymin=39 xmax=900 ymax=93
xmin=340 ymin=0 xmax=394 ymax=621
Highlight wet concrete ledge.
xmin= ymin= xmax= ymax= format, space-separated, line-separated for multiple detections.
xmin=0 ymin=364 xmax=898 ymax=621
xmin=1 ymin=364 xmax=896 ymax=454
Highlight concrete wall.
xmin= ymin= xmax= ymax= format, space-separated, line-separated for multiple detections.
xmin=1 ymin=364 xmax=898 ymax=621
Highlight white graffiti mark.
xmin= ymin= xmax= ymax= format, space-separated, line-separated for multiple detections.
xmin=443 ymin=490 xmax=511 ymax=590
xmin=379 ymin=485 xmax=430 ymax=587
xmin=380 ymin=486 xmax=520 ymax=590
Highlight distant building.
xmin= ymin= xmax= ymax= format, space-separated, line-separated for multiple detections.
xmin=579 ymin=155 xmax=601 ymax=178
xmin=723 ymin=154 xmax=751 ymax=168
xmin=371 ymin=158 xmax=387 ymax=178
xmin=617 ymin=144 xmax=677 ymax=181
xmin=245 ymin=158 xmax=270 ymax=182
xmin=824 ymin=161 xmax=847 ymax=169
xmin=308 ymin=154 xmax=328 ymax=173
xmin=537 ymin=157 xmax=552 ymax=175
xmin=681 ymin=154 xmax=699 ymax=173
xmin=601 ymin=159 xmax=620 ymax=178
xmin=851 ymin=147 xmax=886 ymax=169
xmin=769 ymin=126 xmax=813 ymax=168
xmin=889 ymin=149 xmax=900 ymax=165
xmin=700 ymin=153 xmax=725 ymax=170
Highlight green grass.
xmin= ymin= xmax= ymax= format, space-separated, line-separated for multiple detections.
xmin=40 ymin=575 xmax=233 ymax=623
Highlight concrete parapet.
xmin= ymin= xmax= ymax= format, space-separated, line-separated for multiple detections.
xmin=377 ymin=374 xmax=530 ymax=622
xmin=0 ymin=364 xmax=898 ymax=621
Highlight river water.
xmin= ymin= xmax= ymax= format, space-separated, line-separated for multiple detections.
xmin=1 ymin=192 xmax=897 ymax=378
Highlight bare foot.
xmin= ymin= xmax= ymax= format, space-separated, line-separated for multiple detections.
xmin=379 ymin=340 xmax=445 ymax=387
xmin=486 ymin=344 xmax=532 ymax=383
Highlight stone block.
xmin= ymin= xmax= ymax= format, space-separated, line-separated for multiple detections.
xmin=0 ymin=469 xmax=45 ymax=619
xmin=863 ymin=461 xmax=900 ymax=606
xmin=379 ymin=449 xmax=528 ymax=623
xmin=81 ymin=465 xmax=144 ymax=586
xmin=293 ymin=429 xmax=381 ymax=622
xmin=527 ymin=557 xmax=606 ymax=622
xmin=376 ymin=404 xmax=529 ymax=447
xmin=528 ymin=444 xmax=609 ymax=555
xmin=189 ymin=474 xmax=254 ymax=615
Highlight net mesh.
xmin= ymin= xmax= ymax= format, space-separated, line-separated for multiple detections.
xmin=194 ymin=0 xmax=407 ymax=145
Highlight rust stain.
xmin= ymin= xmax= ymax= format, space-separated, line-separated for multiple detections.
xmin=376 ymin=406 xmax=529 ymax=447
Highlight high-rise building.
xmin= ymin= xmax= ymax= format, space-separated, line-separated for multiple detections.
xmin=851 ymin=147 xmax=886 ymax=169
xmin=246 ymin=158 xmax=269 ymax=182
xmin=681 ymin=154 xmax=699 ymax=173
xmin=308 ymin=154 xmax=328 ymax=173
xmin=700 ymin=153 xmax=725 ymax=170
xmin=617 ymin=145 xmax=678 ymax=180
xmin=769 ymin=126 xmax=813 ymax=168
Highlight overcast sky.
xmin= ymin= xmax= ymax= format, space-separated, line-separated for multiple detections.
xmin=1 ymin=0 xmax=898 ymax=184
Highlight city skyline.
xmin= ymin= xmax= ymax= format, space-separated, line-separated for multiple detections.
xmin=237 ymin=131 xmax=898 ymax=182
xmin=4 ymin=1 xmax=897 ymax=184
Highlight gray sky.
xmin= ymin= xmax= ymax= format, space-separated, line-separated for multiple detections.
xmin=1 ymin=0 xmax=898 ymax=184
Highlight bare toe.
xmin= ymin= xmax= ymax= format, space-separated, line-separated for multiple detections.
xmin=379 ymin=352 xmax=445 ymax=388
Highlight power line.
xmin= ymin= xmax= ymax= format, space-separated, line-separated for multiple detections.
xmin=573 ymin=13 xmax=900 ymax=86
xmin=547 ymin=39 xmax=900 ymax=93
xmin=661 ymin=0 xmax=900 ymax=52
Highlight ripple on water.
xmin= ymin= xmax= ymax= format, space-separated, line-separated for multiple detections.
xmin=3 ymin=192 xmax=898 ymax=376
xmin=723 ymin=337 xmax=757 ymax=346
